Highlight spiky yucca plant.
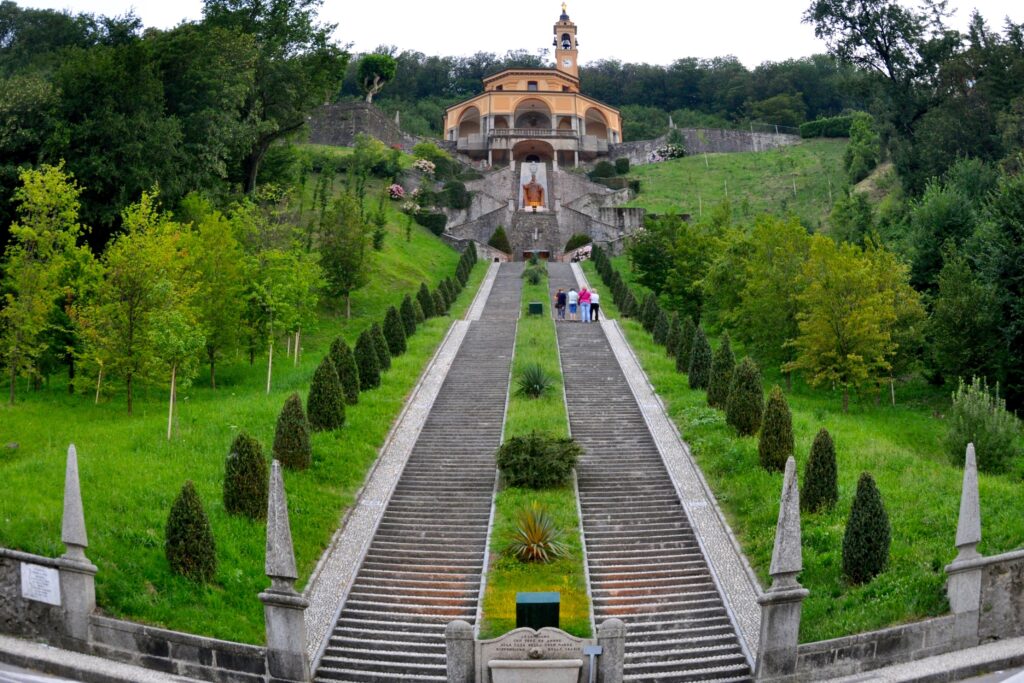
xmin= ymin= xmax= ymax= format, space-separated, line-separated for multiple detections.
xmin=506 ymin=502 xmax=568 ymax=563
xmin=516 ymin=363 xmax=554 ymax=398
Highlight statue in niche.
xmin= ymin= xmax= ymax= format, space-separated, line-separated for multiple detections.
xmin=523 ymin=174 xmax=545 ymax=210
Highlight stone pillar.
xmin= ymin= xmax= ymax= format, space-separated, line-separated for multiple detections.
xmin=259 ymin=461 xmax=311 ymax=682
xmin=445 ymin=620 xmax=474 ymax=683
xmin=597 ymin=618 xmax=626 ymax=683
xmin=755 ymin=457 xmax=808 ymax=679
xmin=944 ymin=443 xmax=983 ymax=647
xmin=59 ymin=444 xmax=97 ymax=644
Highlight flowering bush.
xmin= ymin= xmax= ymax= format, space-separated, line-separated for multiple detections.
xmin=388 ymin=183 xmax=405 ymax=200
xmin=400 ymin=200 xmax=419 ymax=215
xmin=413 ymin=158 xmax=436 ymax=175
xmin=648 ymin=144 xmax=686 ymax=163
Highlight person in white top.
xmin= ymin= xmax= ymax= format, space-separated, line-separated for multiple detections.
xmin=567 ymin=288 xmax=579 ymax=321
xmin=590 ymin=289 xmax=601 ymax=321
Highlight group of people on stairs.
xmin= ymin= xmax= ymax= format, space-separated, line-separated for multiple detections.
xmin=554 ymin=286 xmax=600 ymax=322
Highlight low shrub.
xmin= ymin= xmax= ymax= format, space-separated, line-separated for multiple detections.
xmin=505 ymin=502 xmax=568 ymax=563
xmin=517 ymin=363 xmax=554 ymax=398
xmin=329 ymin=337 xmax=360 ymax=405
xmin=802 ymin=428 xmax=839 ymax=513
xmin=726 ymin=357 xmax=764 ymax=436
xmin=523 ymin=266 xmax=543 ymax=285
xmin=842 ymin=472 xmax=890 ymax=584
xmin=564 ymin=233 xmax=591 ymax=252
xmin=676 ymin=316 xmax=696 ymax=373
xmin=413 ymin=211 xmax=447 ymax=236
xmin=759 ymin=386 xmax=794 ymax=472
xmin=590 ymin=160 xmax=616 ymax=178
xmin=442 ymin=180 xmax=472 ymax=210
xmin=653 ymin=309 xmax=670 ymax=346
xmin=272 ymin=393 xmax=312 ymax=470
xmin=664 ymin=313 xmax=682 ymax=358
xmin=400 ymin=295 xmax=417 ymax=336
xmin=944 ymin=376 xmax=1022 ymax=473
xmin=432 ymin=289 xmax=447 ymax=316
xmin=488 ymin=226 xmax=512 ymax=254
xmin=418 ymin=282 xmax=435 ymax=318
xmin=166 ymin=481 xmax=217 ymax=583
xmin=800 ymin=114 xmax=855 ymax=139
xmin=496 ymin=432 xmax=582 ymax=489
xmin=223 ymin=432 xmax=268 ymax=518
xmin=614 ymin=157 xmax=631 ymax=175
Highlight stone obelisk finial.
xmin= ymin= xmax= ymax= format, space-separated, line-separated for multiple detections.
xmin=769 ymin=456 xmax=803 ymax=589
xmin=61 ymin=444 xmax=89 ymax=562
xmin=59 ymin=444 xmax=98 ymax=642
xmin=954 ymin=443 xmax=981 ymax=562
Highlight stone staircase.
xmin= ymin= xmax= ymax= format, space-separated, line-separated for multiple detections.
xmin=313 ymin=264 xmax=523 ymax=682
xmin=548 ymin=263 xmax=752 ymax=683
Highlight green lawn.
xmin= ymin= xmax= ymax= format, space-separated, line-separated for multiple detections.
xmin=583 ymin=260 xmax=1024 ymax=643
xmin=0 ymin=215 xmax=485 ymax=645
xmin=478 ymin=268 xmax=592 ymax=639
xmin=625 ymin=139 xmax=848 ymax=229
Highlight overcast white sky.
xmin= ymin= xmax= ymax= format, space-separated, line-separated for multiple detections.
xmin=20 ymin=0 xmax=1023 ymax=67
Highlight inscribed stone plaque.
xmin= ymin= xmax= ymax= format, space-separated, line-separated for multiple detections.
xmin=478 ymin=627 xmax=594 ymax=682
xmin=20 ymin=563 xmax=61 ymax=606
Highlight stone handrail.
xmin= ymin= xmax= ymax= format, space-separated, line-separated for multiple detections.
xmin=489 ymin=128 xmax=579 ymax=138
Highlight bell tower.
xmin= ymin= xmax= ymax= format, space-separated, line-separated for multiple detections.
xmin=553 ymin=3 xmax=579 ymax=80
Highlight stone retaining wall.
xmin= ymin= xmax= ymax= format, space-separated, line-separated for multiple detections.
xmin=610 ymin=128 xmax=799 ymax=166
xmin=979 ymin=549 xmax=1024 ymax=640
xmin=0 ymin=548 xmax=269 ymax=682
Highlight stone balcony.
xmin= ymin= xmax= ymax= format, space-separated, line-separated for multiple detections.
xmin=456 ymin=130 xmax=609 ymax=154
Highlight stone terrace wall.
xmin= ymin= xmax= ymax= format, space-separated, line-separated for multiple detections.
xmin=0 ymin=548 xmax=269 ymax=683
xmin=979 ymin=549 xmax=1024 ymax=640
xmin=308 ymin=101 xmax=403 ymax=148
xmin=610 ymin=128 xmax=799 ymax=166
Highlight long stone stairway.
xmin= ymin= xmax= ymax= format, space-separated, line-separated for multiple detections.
xmin=548 ymin=263 xmax=752 ymax=682
xmin=313 ymin=264 xmax=523 ymax=682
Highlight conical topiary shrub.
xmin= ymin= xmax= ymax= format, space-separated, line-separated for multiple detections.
xmin=371 ymin=322 xmax=391 ymax=372
xmin=488 ymin=226 xmax=512 ymax=254
xmin=688 ymin=326 xmax=713 ymax=390
xmin=273 ymin=393 xmax=312 ymax=470
xmin=653 ymin=309 xmax=670 ymax=346
xmin=802 ymin=428 xmax=839 ymax=513
xmin=707 ymin=332 xmax=736 ymax=409
xmin=641 ymin=293 xmax=659 ymax=332
xmin=758 ymin=386 xmax=793 ymax=472
xmin=432 ymin=289 xmax=447 ymax=316
xmin=842 ymin=472 xmax=891 ymax=584
xmin=676 ymin=316 xmax=696 ymax=373
xmin=418 ymin=282 xmax=435 ymax=318
xmin=383 ymin=306 xmax=407 ymax=357
xmin=329 ymin=337 xmax=360 ymax=405
xmin=166 ymin=480 xmax=217 ymax=582
xmin=726 ymin=357 xmax=764 ymax=436
xmin=665 ymin=313 xmax=682 ymax=358
xmin=413 ymin=299 xmax=425 ymax=323
xmin=223 ymin=432 xmax=269 ymax=518
xmin=355 ymin=329 xmax=380 ymax=390
xmin=400 ymin=295 xmax=417 ymax=336
xmin=307 ymin=355 xmax=345 ymax=431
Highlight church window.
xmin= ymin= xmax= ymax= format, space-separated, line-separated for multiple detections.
xmin=527 ymin=81 xmax=538 ymax=91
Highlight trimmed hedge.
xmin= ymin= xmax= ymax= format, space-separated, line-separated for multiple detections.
xmin=223 ymin=432 xmax=268 ymax=518
xmin=842 ymin=472 xmax=891 ymax=584
xmin=758 ymin=386 xmax=793 ymax=472
xmin=166 ymin=481 xmax=217 ymax=583
xmin=272 ymin=393 xmax=312 ymax=470
xmin=496 ymin=431 xmax=583 ymax=488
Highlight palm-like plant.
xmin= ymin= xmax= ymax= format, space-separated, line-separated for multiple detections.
xmin=516 ymin=363 xmax=553 ymax=398
xmin=507 ymin=502 xmax=567 ymax=563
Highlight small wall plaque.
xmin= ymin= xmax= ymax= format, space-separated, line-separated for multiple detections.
xmin=21 ymin=562 xmax=61 ymax=606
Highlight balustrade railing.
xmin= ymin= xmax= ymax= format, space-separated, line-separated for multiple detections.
xmin=489 ymin=128 xmax=579 ymax=138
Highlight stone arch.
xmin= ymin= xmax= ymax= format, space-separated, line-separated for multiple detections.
xmin=457 ymin=106 xmax=481 ymax=137
xmin=513 ymin=98 xmax=552 ymax=129
xmin=512 ymin=139 xmax=554 ymax=163
xmin=585 ymin=108 xmax=609 ymax=139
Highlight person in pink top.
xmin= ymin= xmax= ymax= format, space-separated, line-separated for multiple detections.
xmin=579 ymin=287 xmax=591 ymax=323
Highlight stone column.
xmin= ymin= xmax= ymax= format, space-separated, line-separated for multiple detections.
xmin=445 ymin=620 xmax=474 ymax=683
xmin=259 ymin=461 xmax=311 ymax=682
xmin=597 ymin=618 xmax=626 ymax=683
xmin=944 ymin=444 xmax=983 ymax=647
xmin=58 ymin=444 xmax=97 ymax=644
xmin=755 ymin=457 xmax=808 ymax=679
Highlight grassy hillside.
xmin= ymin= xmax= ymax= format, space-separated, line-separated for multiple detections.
xmin=624 ymin=139 xmax=848 ymax=229
xmin=0 ymin=178 xmax=483 ymax=644
xmin=584 ymin=258 xmax=1024 ymax=643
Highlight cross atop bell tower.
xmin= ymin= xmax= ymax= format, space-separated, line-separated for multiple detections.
xmin=554 ymin=3 xmax=579 ymax=80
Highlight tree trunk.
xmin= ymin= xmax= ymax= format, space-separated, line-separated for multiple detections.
xmin=294 ymin=329 xmax=301 ymax=366
xmin=126 ymin=372 xmax=134 ymax=415
xmin=95 ymin=365 xmax=103 ymax=405
xmin=890 ymin=377 xmax=896 ymax=406
xmin=67 ymin=353 xmax=75 ymax=394
xmin=346 ymin=293 xmax=352 ymax=319
xmin=266 ymin=339 xmax=274 ymax=395
xmin=842 ymin=387 xmax=849 ymax=413
xmin=785 ymin=370 xmax=792 ymax=392
xmin=167 ymin=364 xmax=177 ymax=441
xmin=8 ymin=365 xmax=15 ymax=405
xmin=286 ymin=335 xmax=292 ymax=358
xmin=208 ymin=346 xmax=217 ymax=389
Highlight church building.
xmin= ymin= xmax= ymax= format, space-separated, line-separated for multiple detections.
xmin=443 ymin=4 xmax=622 ymax=169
